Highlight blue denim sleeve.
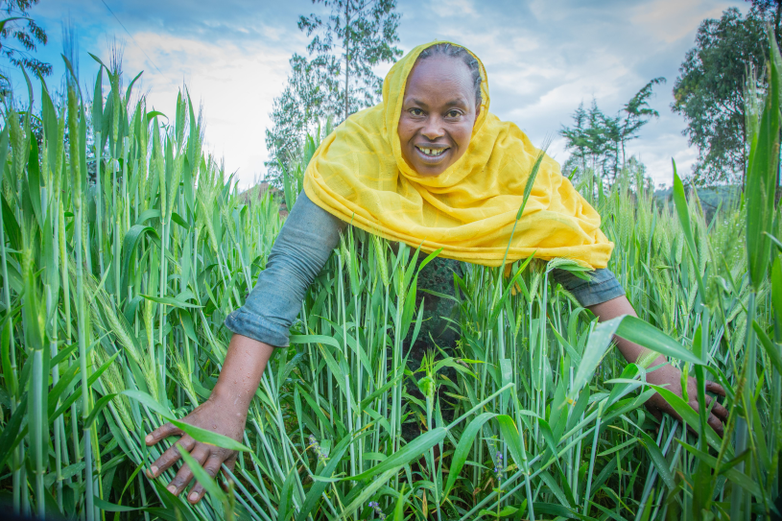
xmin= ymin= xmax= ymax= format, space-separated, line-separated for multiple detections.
xmin=550 ymin=267 xmax=625 ymax=307
xmin=224 ymin=191 xmax=346 ymax=347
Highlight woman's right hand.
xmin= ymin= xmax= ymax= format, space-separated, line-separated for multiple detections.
xmin=145 ymin=392 xmax=248 ymax=504
xmin=144 ymin=334 xmax=275 ymax=504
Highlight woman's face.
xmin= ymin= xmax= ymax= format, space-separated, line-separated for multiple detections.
xmin=398 ymin=55 xmax=480 ymax=176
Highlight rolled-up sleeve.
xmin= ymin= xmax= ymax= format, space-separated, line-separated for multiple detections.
xmin=224 ymin=191 xmax=346 ymax=347
xmin=550 ymin=268 xmax=625 ymax=307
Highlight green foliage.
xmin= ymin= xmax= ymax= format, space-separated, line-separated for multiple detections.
xmin=745 ymin=0 xmax=782 ymax=41
xmin=0 ymin=0 xmax=51 ymax=79
xmin=265 ymin=0 xmax=402 ymax=187
xmin=672 ymin=6 xmax=769 ymax=185
xmin=1 ymin=39 xmax=781 ymax=521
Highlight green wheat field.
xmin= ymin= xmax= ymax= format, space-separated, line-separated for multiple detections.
xmin=0 ymin=39 xmax=781 ymax=521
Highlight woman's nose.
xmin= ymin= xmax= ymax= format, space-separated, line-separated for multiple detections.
xmin=421 ymin=116 xmax=445 ymax=140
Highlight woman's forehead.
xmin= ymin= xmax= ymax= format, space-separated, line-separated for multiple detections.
xmin=405 ymin=55 xmax=476 ymax=103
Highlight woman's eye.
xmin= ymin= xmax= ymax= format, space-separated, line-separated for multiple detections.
xmin=447 ymin=110 xmax=461 ymax=118
xmin=410 ymin=108 xmax=424 ymax=116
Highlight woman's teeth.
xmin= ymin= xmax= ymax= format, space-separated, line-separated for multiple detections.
xmin=417 ymin=147 xmax=447 ymax=157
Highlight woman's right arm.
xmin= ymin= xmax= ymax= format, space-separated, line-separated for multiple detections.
xmin=145 ymin=191 xmax=346 ymax=503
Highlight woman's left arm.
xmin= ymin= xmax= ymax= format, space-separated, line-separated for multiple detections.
xmin=587 ymin=295 xmax=729 ymax=436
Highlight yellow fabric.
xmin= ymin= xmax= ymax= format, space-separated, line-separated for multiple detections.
xmin=303 ymin=41 xmax=614 ymax=268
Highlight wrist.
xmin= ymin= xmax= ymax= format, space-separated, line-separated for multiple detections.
xmin=210 ymin=334 xmax=273 ymax=408
xmin=209 ymin=381 xmax=254 ymax=408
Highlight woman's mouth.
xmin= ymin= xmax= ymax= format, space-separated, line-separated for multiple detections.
xmin=415 ymin=145 xmax=449 ymax=162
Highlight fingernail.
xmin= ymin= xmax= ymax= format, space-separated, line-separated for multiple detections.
xmin=145 ymin=435 xmax=153 ymax=443
xmin=149 ymin=465 xmax=158 ymax=476
xmin=189 ymin=492 xmax=198 ymax=502
xmin=167 ymin=485 xmax=177 ymax=494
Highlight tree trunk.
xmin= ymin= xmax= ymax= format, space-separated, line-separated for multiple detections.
xmin=621 ymin=139 xmax=626 ymax=172
xmin=344 ymin=0 xmax=350 ymax=122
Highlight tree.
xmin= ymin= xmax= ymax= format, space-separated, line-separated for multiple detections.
xmin=264 ymin=54 xmax=337 ymax=185
xmin=265 ymin=0 xmax=401 ymax=186
xmin=672 ymin=7 xmax=768 ymax=185
xmin=561 ymin=79 xmax=663 ymax=184
xmin=0 ymin=0 xmax=51 ymax=79
xmin=620 ymin=77 xmax=665 ymax=167
xmin=746 ymin=0 xmax=782 ymax=41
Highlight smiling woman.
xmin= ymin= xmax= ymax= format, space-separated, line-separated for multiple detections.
xmin=145 ymin=40 xmax=727 ymax=506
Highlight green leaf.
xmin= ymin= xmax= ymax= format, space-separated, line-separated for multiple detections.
xmin=495 ymin=415 xmax=528 ymax=473
xmin=84 ymin=393 xmax=118 ymax=428
xmin=146 ymin=110 xmax=168 ymax=123
xmin=139 ymin=294 xmax=202 ymax=309
xmin=615 ymin=315 xmax=703 ymax=366
xmin=569 ymin=316 xmax=622 ymax=400
xmin=290 ymin=335 xmax=345 ymax=383
xmin=0 ymin=17 xmax=25 ymax=34
xmin=339 ymin=469 xmax=398 ymax=519
xmin=92 ymin=66 xmax=103 ymax=136
xmin=351 ymin=427 xmax=447 ymax=481
xmin=176 ymin=446 xmax=227 ymax=504
xmin=169 ymin=420 xmax=252 ymax=453
xmin=94 ymin=497 xmax=147 ymax=512
xmin=122 ymin=225 xmax=159 ymax=290
xmin=678 ymin=440 xmax=763 ymax=499
xmin=753 ymin=321 xmax=782 ymax=376
xmin=49 ymin=352 xmax=120 ymax=422
xmin=121 ymin=389 xmax=172 ymax=417
xmin=443 ymin=412 xmax=496 ymax=497
xmin=171 ymin=212 xmax=190 ymax=229
xmin=277 ymin=467 xmax=297 ymax=521
xmin=636 ymin=429 xmax=675 ymax=489
xmin=296 ymin=435 xmax=352 ymax=521
xmin=170 ymin=419 xmax=251 ymax=453
xmin=671 ymin=160 xmax=705 ymax=297
xmin=394 ymin=486 xmax=410 ymax=521
xmin=771 ymin=258 xmax=782 ymax=341
xmin=745 ymin=26 xmax=781 ymax=290
xmin=0 ymin=394 xmax=28 ymax=472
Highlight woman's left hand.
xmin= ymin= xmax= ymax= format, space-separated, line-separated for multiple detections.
xmin=587 ymin=296 xmax=729 ymax=437
xmin=643 ymin=359 xmax=728 ymax=437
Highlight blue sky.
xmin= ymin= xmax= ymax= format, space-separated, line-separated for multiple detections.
xmin=4 ymin=0 xmax=744 ymax=188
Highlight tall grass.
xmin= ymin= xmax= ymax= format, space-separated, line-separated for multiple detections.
xmin=0 ymin=42 xmax=780 ymax=520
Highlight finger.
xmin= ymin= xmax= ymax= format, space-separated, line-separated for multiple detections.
xmin=167 ymin=444 xmax=210 ymax=496
xmin=686 ymin=399 xmax=724 ymax=438
xmin=707 ymin=413 xmax=724 ymax=438
xmin=147 ymin=436 xmax=196 ymax=478
xmin=705 ymin=395 xmax=729 ymax=422
xmin=220 ymin=454 xmax=239 ymax=492
xmin=146 ymin=422 xmax=183 ymax=446
xmin=705 ymin=380 xmax=726 ymax=397
xmin=187 ymin=454 xmax=224 ymax=504
xmin=648 ymin=406 xmax=663 ymax=422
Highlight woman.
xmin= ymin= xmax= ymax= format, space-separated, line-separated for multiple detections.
xmin=145 ymin=42 xmax=727 ymax=504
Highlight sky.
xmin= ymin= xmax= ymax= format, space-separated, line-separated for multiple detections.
xmin=3 ymin=0 xmax=746 ymax=189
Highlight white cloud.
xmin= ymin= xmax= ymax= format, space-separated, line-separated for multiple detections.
xmin=631 ymin=0 xmax=732 ymax=44
xmin=97 ymin=30 xmax=305 ymax=188
xmin=428 ymin=0 xmax=476 ymax=17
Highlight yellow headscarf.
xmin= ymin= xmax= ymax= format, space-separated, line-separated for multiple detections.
xmin=303 ymin=41 xmax=613 ymax=268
